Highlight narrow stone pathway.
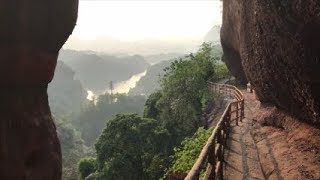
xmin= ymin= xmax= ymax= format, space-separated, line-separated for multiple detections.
xmin=223 ymin=91 xmax=265 ymax=180
xmin=220 ymin=89 xmax=320 ymax=180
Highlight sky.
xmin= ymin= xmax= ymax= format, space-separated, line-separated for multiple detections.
xmin=64 ymin=0 xmax=222 ymax=54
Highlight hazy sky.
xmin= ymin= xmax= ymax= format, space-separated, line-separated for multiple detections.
xmin=64 ymin=0 xmax=222 ymax=54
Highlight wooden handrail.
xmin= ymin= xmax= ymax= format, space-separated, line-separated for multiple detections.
xmin=185 ymin=82 xmax=245 ymax=180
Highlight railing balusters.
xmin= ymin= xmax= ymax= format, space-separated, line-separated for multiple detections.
xmin=185 ymin=82 xmax=244 ymax=180
xmin=241 ymin=100 xmax=245 ymax=121
xmin=204 ymin=142 xmax=216 ymax=180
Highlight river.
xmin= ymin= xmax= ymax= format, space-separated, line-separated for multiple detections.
xmin=87 ymin=70 xmax=147 ymax=100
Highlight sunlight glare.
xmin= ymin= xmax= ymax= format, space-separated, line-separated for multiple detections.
xmin=73 ymin=1 xmax=222 ymax=41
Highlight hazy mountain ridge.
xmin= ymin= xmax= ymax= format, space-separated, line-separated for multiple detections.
xmin=63 ymin=36 xmax=202 ymax=56
xmin=204 ymin=25 xmax=221 ymax=43
xmin=129 ymin=59 xmax=175 ymax=96
xmin=48 ymin=61 xmax=87 ymax=118
xmin=58 ymin=49 xmax=150 ymax=93
xmin=144 ymin=53 xmax=184 ymax=65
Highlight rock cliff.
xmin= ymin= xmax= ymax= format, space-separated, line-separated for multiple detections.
xmin=0 ymin=1 xmax=78 ymax=179
xmin=220 ymin=0 xmax=247 ymax=84
xmin=221 ymin=0 xmax=320 ymax=124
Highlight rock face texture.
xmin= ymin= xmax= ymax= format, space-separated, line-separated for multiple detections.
xmin=0 ymin=1 xmax=78 ymax=179
xmin=220 ymin=0 xmax=247 ymax=84
xmin=221 ymin=0 xmax=320 ymax=124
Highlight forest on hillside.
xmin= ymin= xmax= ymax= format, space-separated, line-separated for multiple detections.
xmin=49 ymin=43 xmax=230 ymax=180
xmin=45 ymin=22 xmax=229 ymax=177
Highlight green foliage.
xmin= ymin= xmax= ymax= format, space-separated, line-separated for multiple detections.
xmin=75 ymin=43 xmax=229 ymax=179
xmin=56 ymin=118 xmax=87 ymax=180
xmin=143 ymin=91 xmax=162 ymax=119
xmin=154 ymin=43 xmax=218 ymax=144
xmin=78 ymin=157 xmax=97 ymax=180
xmin=141 ymin=42 xmax=227 ymax=178
xmin=92 ymin=114 xmax=169 ymax=179
xmin=74 ymin=94 xmax=146 ymax=146
xmin=168 ymin=128 xmax=212 ymax=174
xmin=213 ymin=63 xmax=232 ymax=81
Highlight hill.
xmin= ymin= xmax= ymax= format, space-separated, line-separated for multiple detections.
xmin=129 ymin=59 xmax=174 ymax=96
xmin=204 ymin=25 xmax=221 ymax=43
xmin=129 ymin=44 xmax=223 ymax=96
xmin=58 ymin=49 xmax=150 ymax=93
xmin=48 ymin=61 xmax=87 ymax=118
xmin=144 ymin=53 xmax=184 ymax=65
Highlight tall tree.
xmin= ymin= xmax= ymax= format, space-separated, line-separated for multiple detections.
xmin=80 ymin=114 xmax=169 ymax=179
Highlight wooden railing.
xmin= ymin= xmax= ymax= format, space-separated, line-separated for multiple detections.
xmin=185 ymin=82 xmax=244 ymax=180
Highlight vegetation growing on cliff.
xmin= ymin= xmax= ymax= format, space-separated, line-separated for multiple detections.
xmin=56 ymin=118 xmax=88 ymax=180
xmin=167 ymin=128 xmax=212 ymax=175
xmin=155 ymin=43 xmax=217 ymax=137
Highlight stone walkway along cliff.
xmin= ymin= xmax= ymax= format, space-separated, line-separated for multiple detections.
xmin=186 ymin=83 xmax=320 ymax=180
xmin=223 ymin=91 xmax=266 ymax=180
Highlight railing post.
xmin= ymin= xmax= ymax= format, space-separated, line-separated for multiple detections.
xmin=187 ymin=82 xmax=245 ymax=180
xmin=235 ymin=102 xmax=239 ymax=126
xmin=204 ymin=142 xmax=216 ymax=180
xmin=241 ymin=100 xmax=245 ymax=121
xmin=217 ymin=132 xmax=223 ymax=179
xmin=225 ymin=106 xmax=231 ymax=137
xmin=222 ymin=120 xmax=227 ymax=147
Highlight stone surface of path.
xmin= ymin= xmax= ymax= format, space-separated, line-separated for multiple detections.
xmin=223 ymin=91 xmax=265 ymax=180
xmin=220 ymin=88 xmax=320 ymax=180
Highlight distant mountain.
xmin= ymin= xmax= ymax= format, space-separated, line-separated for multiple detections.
xmin=129 ymin=44 xmax=224 ymax=96
xmin=58 ymin=49 xmax=149 ymax=93
xmin=64 ymin=36 xmax=200 ymax=55
xmin=48 ymin=61 xmax=87 ymax=118
xmin=204 ymin=25 xmax=221 ymax=43
xmin=144 ymin=53 xmax=184 ymax=65
xmin=129 ymin=59 xmax=175 ymax=96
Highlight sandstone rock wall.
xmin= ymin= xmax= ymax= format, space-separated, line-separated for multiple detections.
xmin=0 ymin=1 xmax=78 ymax=179
xmin=221 ymin=0 xmax=320 ymax=124
xmin=221 ymin=0 xmax=247 ymax=84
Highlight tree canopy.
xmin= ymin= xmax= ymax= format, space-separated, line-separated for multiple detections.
xmin=77 ymin=43 xmax=229 ymax=179
xmin=74 ymin=94 xmax=146 ymax=146
xmin=79 ymin=114 xmax=169 ymax=180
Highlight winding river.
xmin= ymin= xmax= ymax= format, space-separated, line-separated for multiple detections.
xmin=87 ymin=70 xmax=147 ymax=100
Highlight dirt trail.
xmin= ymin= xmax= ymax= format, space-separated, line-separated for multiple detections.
xmin=223 ymin=91 xmax=320 ymax=180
